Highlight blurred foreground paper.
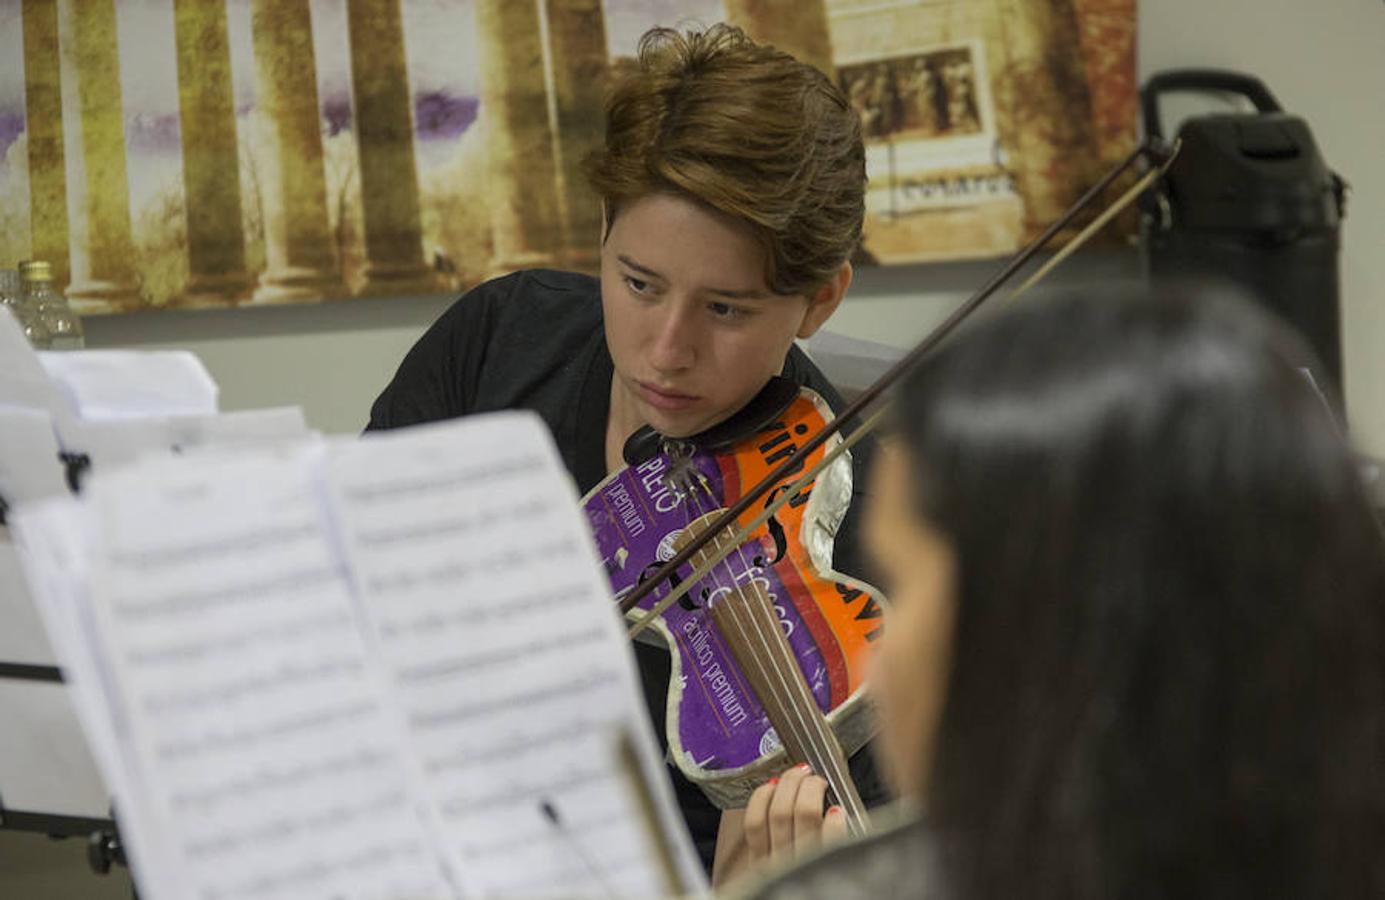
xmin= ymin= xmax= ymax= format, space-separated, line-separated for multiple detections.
xmin=10 ymin=412 xmax=707 ymax=900
xmin=38 ymin=351 xmax=219 ymax=420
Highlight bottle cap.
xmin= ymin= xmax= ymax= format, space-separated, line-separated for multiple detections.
xmin=18 ymin=260 xmax=54 ymax=282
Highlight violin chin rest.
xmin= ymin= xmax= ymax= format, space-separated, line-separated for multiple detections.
xmin=620 ymin=376 xmax=801 ymax=466
xmin=621 ymin=425 xmax=664 ymax=467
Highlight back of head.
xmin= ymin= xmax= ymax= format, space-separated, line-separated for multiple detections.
xmin=894 ymin=287 xmax=1385 ymax=899
xmin=584 ymin=24 xmax=865 ymax=296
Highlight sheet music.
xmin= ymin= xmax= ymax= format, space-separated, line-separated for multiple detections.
xmin=329 ymin=415 xmax=707 ymax=899
xmin=9 ymin=413 xmax=705 ymax=899
xmin=56 ymin=407 xmax=312 ymax=472
xmin=39 ymin=349 xmax=218 ymax=420
xmin=18 ymin=448 xmax=459 ymax=900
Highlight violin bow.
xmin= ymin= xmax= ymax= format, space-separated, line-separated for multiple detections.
xmin=620 ymin=138 xmax=1181 ymax=632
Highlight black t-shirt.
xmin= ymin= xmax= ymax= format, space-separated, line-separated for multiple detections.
xmin=367 ymin=269 xmax=887 ymax=870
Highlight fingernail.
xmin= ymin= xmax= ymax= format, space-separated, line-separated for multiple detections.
xmin=767 ymin=777 xmax=779 ymax=786
xmin=828 ymin=805 xmax=843 ymax=816
xmin=796 ymin=763 xmax=811 ymax=772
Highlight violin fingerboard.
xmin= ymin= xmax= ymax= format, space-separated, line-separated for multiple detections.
xmin=708 ymin=585 xmax=868 ymax=831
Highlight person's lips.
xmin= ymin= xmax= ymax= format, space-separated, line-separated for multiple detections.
xmin=635 ymin=380 xmax=701 ymax=412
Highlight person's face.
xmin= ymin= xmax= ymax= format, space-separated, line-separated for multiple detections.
xmin=600 ymin=192 xmax=847 ymax=439
xmin=863 ymin=443 xmax=957 ymax=802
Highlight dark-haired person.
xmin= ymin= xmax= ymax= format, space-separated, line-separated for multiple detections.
xmin=366 ymin=25 xmax=888 ymax=880
xmin=735 ymin=286 xmax=1385 ymax=899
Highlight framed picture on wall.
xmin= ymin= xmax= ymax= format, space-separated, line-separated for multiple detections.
xmin=0 ymin=0 xmax=1134 ymax=315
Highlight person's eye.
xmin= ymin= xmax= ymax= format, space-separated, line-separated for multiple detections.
xmin=623 ymin=275 xmax=651 ymax=296
xmin=709 ymin=301 xmax=751 ymax=321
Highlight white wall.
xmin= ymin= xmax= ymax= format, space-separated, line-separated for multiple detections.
xmin=82 ymin=0 xmax=1384 ymax=454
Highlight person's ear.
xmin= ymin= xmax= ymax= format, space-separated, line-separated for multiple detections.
xmin=796 ymin=262 xmax=852 ymax=340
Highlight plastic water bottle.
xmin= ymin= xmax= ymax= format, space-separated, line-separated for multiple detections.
xmin=20 ymin=260 xmax=83 ymax=350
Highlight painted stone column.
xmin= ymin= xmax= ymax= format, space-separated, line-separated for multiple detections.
xmin=20 ymin=0 xmax=70 ymax=293
xmin=249 ymin=0 xmax=346 ymax=303
xmin=474 ymin=0 xmax=564 ymax=274
xmin=995 ymin=0 xmax=1101 ymax=235
xmin=345 ymin=0 xmax=437 ymax=296
xmin=173 ymin=0 xmax=251 ymax=306
xmin=721 ymin=0 xmax=835 ymax=75
xmin=56 ymin=0 xmax=140 ymax=312
xmin=543 ymin=0 xmax=608 ymax=270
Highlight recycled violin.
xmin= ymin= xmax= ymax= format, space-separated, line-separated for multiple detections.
xmin=584 ymin=138 xmax=1180 ymax=831
xmin=583 ymin=381 xmax=882 ymax=828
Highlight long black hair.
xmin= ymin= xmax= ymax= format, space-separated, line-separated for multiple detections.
xmin=894 ymin=286 xmax=1385 ymax=899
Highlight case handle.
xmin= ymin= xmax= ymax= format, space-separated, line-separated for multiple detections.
xmin=1142 ymin=69 xmax=1283 ymax=140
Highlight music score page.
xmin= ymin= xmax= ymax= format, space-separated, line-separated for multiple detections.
xmin=10 ymin=412 xmax=705 ymax=900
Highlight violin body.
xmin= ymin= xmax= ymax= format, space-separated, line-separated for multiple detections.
xmin=582 ymin=387 xmax=887 ymax=808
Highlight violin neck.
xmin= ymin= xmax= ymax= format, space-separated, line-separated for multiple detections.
xmin=708 ymin=586 xmax=869 ymax=836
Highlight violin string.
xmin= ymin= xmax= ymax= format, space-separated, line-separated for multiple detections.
xmin=628 ymin=437 xmax=877 ymax=827
xmin=716 ymin=531 xmax=838 ymax=794
xmin=675 ymin=461 xmax=822 ymax=780
xmin=689 ymin=443 xmax=864 ymax=828
xmin=680 ymin=451 xmax=853 ymax=819
xmin=627 ymin=406 xmax=886 ymax=641
xmin=715 ymin=518 xmax=834 ymax=785
xmin=712 ymin=481 xmax=862 ymax=828
xmin=679 ymin=471 xmax=818 ymax=768
xmin=732 ymin=573 xmax=843 ymax=807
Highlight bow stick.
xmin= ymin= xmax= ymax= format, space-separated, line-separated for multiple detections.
xmin=619 ymin=138 xmax=1181 ymax=629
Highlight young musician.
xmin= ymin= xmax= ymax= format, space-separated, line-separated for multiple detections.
xmin=366 ymin=24 xmax=888 ymax=878
xmin=736 ymin=286 xmax=1385 ymax=898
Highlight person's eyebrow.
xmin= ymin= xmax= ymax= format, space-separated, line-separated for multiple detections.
xmin=617 ymin=254 xmax=768 ymax=300
xmin=616 ymin=255 xmax=665 ymax=283
xmin=706 ymin=285 xmax=769 ymax=301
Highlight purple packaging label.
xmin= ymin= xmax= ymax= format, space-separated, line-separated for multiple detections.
xmin=586 ymin=448 xmax=829 ymax=770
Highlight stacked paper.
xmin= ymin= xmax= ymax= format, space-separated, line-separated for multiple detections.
xmin=0 ymin=308 xmax=311 ymax=852
xmin=10 ymin=414 xmax=707 ymax=900
xmin=0 ymin=307 xmax=312 ymax=503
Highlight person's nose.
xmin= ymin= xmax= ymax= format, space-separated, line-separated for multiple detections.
xmin=647 ymin=299 xmax=698 ymax=375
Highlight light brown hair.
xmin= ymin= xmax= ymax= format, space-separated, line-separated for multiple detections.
xmin=584 ymin=24 xmax=866 ymax=297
